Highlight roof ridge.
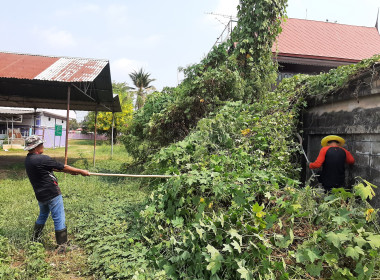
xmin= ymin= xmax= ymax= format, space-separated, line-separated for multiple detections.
xmin=286 ymin=17 xmax=378 ymax=29
xmin=0 ymin=50 xmax=109 ymax=62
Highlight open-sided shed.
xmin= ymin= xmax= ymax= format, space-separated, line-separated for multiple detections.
xmin=0 ymin=51 xmax=121 ymax=164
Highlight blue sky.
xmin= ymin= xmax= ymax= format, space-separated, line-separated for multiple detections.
xmin=1 ymin=0 xmax=379 ymax=120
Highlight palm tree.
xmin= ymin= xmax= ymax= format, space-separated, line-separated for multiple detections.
xmin=129 ymin=68 xmax=156 ymax=110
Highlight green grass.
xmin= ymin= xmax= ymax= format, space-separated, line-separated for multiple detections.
xmin=0 ymin=140 xmax=149 ymax=279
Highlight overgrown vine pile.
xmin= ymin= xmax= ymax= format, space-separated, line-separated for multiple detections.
xmin=75 ymin=0 xmax=380 ymax=279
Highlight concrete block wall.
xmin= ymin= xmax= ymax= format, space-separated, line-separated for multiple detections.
xmin=303 ymin=66 xmax=380 ymax=207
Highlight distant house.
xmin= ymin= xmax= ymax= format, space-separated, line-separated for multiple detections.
xmin=214 ymin=17 xmax=380 ymax=82
xmin=0 ymin=107 xmax=68 ymax=149
xmin=274 ymin=18 xmax=380 ymax=82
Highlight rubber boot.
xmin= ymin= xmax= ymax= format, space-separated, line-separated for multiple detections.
xmin=31 ymin=223 xmax=44 ymax=242
xmin=55 ymin=228 xmax=68 ymax=254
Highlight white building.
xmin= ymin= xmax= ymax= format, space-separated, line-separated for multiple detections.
xmin=0 ymin=107 xmax=75 ymax=149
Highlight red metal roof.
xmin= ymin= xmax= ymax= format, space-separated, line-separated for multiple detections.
xmin=0 ymin=52 xmax=108 ymax=82
xmin=0 ymin=51 xmax=121 ymax=112
xmin=273 ymin=18 xmax=380 ymax=62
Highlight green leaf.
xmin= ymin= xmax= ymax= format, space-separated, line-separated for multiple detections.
xmin=355 ymin=262 xmax=369 ymax=280
xmin=345 ymin=246 xmax=364 ymax=260
xmin=207 ymin=261 xmax=221 ymax=276
xmin=171 ymin=217 xmax=184 ymax=228
xmin=354 ymin=236 xmax=367 ymax=248
xmin=237 ymin=260 xmax=251 ymax=280
xmin=306 ymin=261 xmax=323 ymax=277
xmin=181 ymin=250 xmax=191 ymax=260
xmin=163 ymin=264 xmax=176 ymax=277
xmin=252 ymin=202 xmax=264 ymax=213
xmin=231 ymin=240 xmax=242 ymax=253
xmin=325 ymin=230 xmax=352 ymax=248
xmin=306 ymin=248 xmax=321 ymax=263
xmin=295 ymin=250 xmax=308 ymax=263
xmin=196 ymin=227 xmax=205 ymax=240
xmin=354 ymin=183 xmax=376 ymax=201
xmin=332 ymin=208 xmax=351 ymax=225
xmin=323 ymin=253 xmax=338 ymax=266
xmin=274 ymin=228 xmax=294 ymax=248
xmin=228 ymin=228 xmax=243 ymax=245
xmin=233 ymin=192 xmax=246 ymax=206
xmin=206 ymin=245 xmax=223 ymax=275
xmin=367 ymin=234 xmax=380 ymax=249
xmin=237 ymin=266 xmax=251 ymax=279
xmin=222 ymin=244 xmax=233 ymax=253
xmin=363 ymin=179 xmax=378 ymax=189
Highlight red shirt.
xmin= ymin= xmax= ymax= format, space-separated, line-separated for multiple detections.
xmin=309 ymin=146 xmax=354 ymax=169
xmin=309 ymin=146 xmax=354 ymax=190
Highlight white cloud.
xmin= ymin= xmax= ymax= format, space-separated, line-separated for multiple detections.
xmin=34 ymin=27 xmax=76 ymax=48
xmin=110 ymin=58 xmax=148 ymax=83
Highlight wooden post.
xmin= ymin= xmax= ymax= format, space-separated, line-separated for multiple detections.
xmin=111 ymin=112 xmax=114 ymax=159
xmin=53 ymin=118 xmax=56 ymax=149
xmin=64 ymin=86 xmax=71 ymax=165
xmin=11 ymin=116 xmax=14 ymax=149
xmin=93 ymin=108 xmax=98 ymax=167
xmin=6 ymin=119 xmax=8 ymax=145
xmin=33 ymin=108 xmax=37 ymax=134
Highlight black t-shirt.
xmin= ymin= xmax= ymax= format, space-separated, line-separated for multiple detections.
xmin=25 ymin=153 xmax=65 ymax=202
xmin=321 ymin=147 xmax=346 ymax=190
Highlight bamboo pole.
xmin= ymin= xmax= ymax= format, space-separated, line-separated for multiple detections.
xmin=88 ymin=172 xmax=175 ymax=178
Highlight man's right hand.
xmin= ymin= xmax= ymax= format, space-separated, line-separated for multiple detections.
xmin=81 ymin=170 xmax=90 ymax=176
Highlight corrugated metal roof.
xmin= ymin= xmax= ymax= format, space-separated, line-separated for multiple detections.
xmin=0 ymin=52 xmax=108 ymax=82
xmin=0 ymin=108 xmax=34 ymax=115
xmin=0 ymin=52 xmax=59 ymax=79
xmin=273 ymin=18 xmax=380 ymax=62
xmin=0 ymin=51 xmax=121 ymax=112
xmin=0 ymin=108 xmax=74 ymax=121
xmin=35 ymin=57 xmax=109 ymax=82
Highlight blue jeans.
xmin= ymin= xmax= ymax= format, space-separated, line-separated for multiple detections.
xmin=36 ymin=195 xmax=66 ymax=231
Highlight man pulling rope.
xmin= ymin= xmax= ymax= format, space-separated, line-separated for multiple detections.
xmin=25 ymin=135 xmax=90 ymax=254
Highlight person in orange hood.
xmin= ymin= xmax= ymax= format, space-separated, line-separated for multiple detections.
xmin=309 ymin=135 xmax=354 ymax=192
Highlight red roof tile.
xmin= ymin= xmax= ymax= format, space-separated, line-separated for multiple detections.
xmin=273 ymin=18 xmax=380 ymax=62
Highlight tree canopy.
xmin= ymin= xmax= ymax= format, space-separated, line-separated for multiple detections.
xmin=83 ymin=82 xmax=134 ymax=139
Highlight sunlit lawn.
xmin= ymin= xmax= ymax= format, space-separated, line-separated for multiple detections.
xmin=0 ymin=140 xmax=148 ymax=279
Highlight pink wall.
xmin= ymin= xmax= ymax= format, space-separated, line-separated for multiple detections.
xmin=68 ymin=132 xmax=108 ymax=140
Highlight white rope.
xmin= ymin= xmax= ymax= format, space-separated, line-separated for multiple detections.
xmin=89 ymin=172 xmax=175 ymax=178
